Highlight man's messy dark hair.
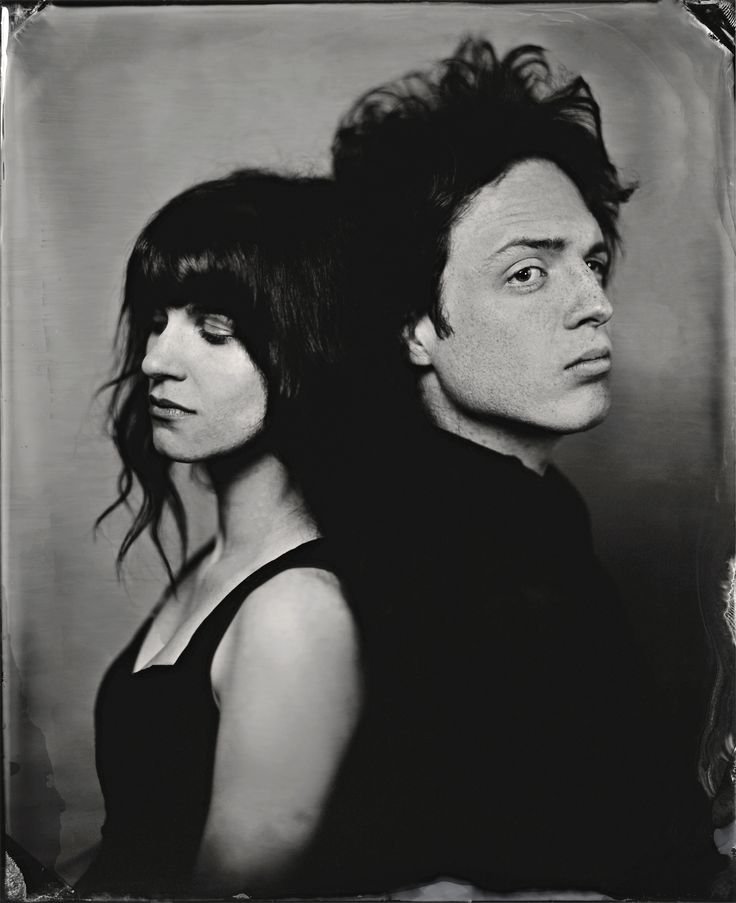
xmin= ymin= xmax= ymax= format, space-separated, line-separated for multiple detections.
xmin=333 ymin=37 xmax=636 ymax=342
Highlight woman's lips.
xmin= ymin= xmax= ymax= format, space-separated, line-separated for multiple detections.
xmin=149 ymin=395 xmax=195 ymax=418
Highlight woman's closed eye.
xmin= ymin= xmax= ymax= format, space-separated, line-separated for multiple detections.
xmin=198 ymin=313 xmax=236 ymax=345
xmin=147 ymin=306 xmax=236 ymax=344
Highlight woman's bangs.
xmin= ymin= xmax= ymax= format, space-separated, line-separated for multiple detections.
xmin=128 ymin=240 xmax=257 ymax=343
xmin=127 ymin=252 xmax=179 ymax=327
xmin=178 ymin=267 xmax=254 ymax=326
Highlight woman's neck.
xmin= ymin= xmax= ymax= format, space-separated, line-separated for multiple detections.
xmin=203 ymin=447 xmax=318 ymax=568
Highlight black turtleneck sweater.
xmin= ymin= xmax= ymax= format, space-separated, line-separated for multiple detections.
xmin=303 ymin=426 xmax=724 ymax=899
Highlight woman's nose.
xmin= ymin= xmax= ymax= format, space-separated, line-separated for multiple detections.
xmin=141 ymin=325 xmax=187 ymax=381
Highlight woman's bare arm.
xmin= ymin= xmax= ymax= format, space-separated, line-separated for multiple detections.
xmin=192 ymin=567 xmax=361 ymax=897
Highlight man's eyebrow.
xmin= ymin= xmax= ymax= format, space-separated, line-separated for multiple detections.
xmin=586 ymin=241 xmax=610 ymax=260
xmin=494 ymin=237 xmax=568 ymax=256
xmin=493 ymin=237 xmax=610 ymax=259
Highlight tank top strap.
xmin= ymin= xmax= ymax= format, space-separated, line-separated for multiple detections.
xmin=181 ymin=537 xmax=338 ymax=667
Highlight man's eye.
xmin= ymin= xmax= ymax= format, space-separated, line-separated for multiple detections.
xmin=586 ymin=258 xmax=610 ymax=283
xmin=507 ymin=265 xmax=546 ymax=287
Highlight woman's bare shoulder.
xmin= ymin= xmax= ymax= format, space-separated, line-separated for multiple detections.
xmin=212 ymin=565 xmax=359 ymax=701
xmin=227 ymin=566 xmax=354 ymax=656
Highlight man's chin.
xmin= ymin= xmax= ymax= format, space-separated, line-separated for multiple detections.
xmin=554 ymin=398 xmax=612 ymax=434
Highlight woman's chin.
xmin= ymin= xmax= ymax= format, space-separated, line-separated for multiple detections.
xmin=153 ymin=436 xmax=269 ymax=466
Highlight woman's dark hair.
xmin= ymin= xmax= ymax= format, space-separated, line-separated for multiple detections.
xmin=333 ymin=36 xmax=636 ymax=342
xmin=97 ymin=170 xmax=345 ymax=581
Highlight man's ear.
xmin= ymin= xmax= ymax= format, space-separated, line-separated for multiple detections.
xmin=402 ymin=314 xmax=437 ymax=367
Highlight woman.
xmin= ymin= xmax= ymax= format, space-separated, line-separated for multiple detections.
xmin=76 ymin=170 xmax=361 ymax=898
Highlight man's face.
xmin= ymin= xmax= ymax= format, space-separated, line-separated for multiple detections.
xmin=408 ymin=159 xmax=614 ymax=437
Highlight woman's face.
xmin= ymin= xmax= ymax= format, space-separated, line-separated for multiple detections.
xmin=141 ymin=304 xmax=267 ymax=463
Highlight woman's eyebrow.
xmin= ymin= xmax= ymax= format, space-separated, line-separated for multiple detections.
xmin=184 ymin=302 xmax=234 ymax=320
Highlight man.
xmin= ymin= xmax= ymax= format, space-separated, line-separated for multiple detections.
xmin=316 ymin=38 xmax=727 ymax=899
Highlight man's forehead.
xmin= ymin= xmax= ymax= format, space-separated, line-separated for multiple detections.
xmin=452 ymin=159 xmax=603 ymax=252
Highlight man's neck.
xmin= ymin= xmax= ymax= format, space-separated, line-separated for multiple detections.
xmin=424 ymin=406 xmax=560 ymax=476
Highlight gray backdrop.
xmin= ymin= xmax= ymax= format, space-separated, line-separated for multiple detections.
xmin=3 ymin=1 xmax=734 ymax=885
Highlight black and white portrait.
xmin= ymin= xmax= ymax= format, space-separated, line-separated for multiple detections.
xmin=3 ymin=1 xmax=734 ymax=899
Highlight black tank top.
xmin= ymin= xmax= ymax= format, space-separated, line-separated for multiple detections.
xmin=76 ymin=539 xmax=342 ymax=898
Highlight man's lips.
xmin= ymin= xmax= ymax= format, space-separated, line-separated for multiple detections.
xmin=565 ymin=347 xmax=612 ymax=369
xmin=149 ymin=395 xmax=195 ymax=414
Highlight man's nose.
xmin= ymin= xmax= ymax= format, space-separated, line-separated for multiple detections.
xmin=564 ymin=265 xmax=613 ymax=330
xmin=141 ymin=325 xmax=187 ymax=381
